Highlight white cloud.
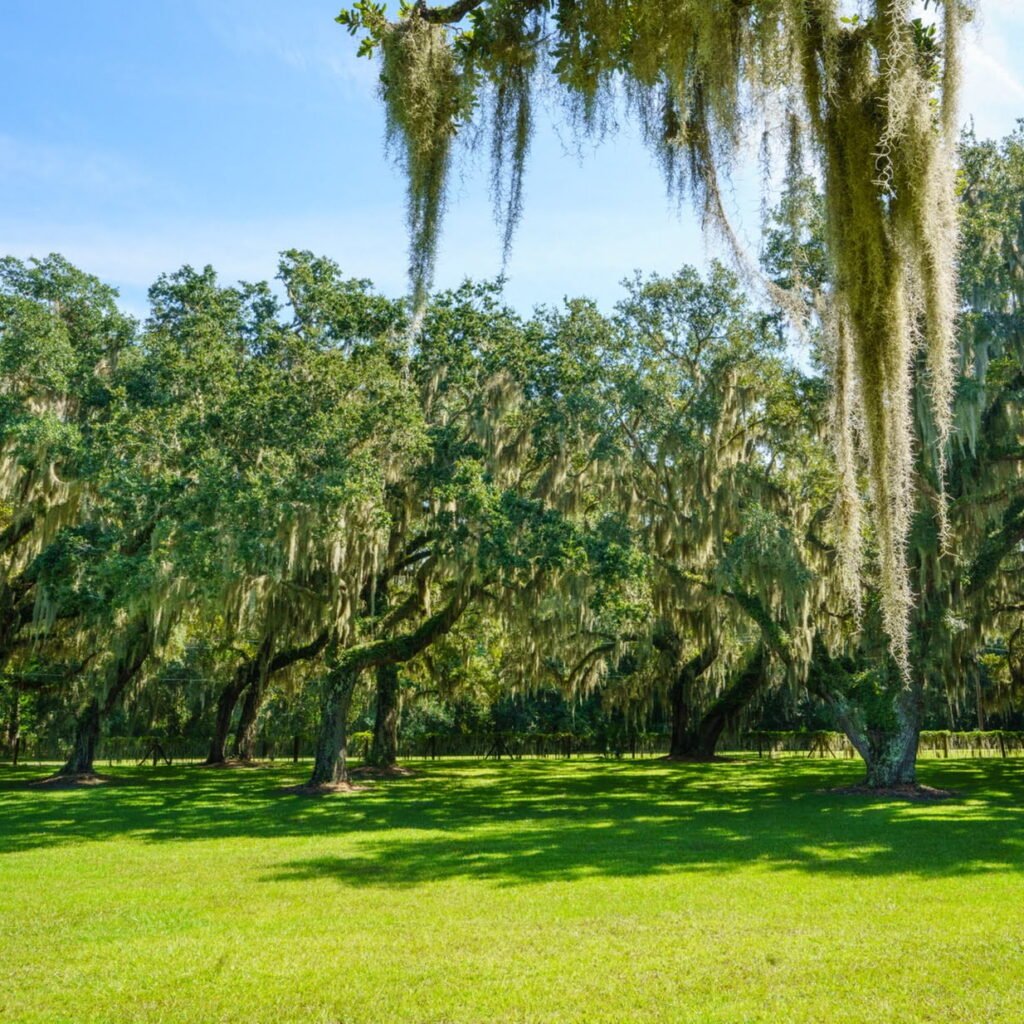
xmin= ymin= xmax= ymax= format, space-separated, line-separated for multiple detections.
xmin=965 ymin=39 xmax=1024 ymax=103
xmin=960 ymin=6 xmax=1024 ymax=139
xmin=0 ymin=135 xmax=151 ymax=195
xmin=0 ymin=193 xmax=710 ymax=317
xmin=196 ymin=0 xmax=377 ymax=93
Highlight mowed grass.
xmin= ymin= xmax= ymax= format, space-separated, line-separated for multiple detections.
xmin=1 ymin=757 xmax=1023 ymax=1024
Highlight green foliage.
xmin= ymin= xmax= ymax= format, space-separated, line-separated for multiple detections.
xmin=337 ymin=0 xmax=973 ymax=665
xmin=5 ymin=114 xmax=1023 ymax=773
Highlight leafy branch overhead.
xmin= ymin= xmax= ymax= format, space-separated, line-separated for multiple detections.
xmin=337 ymin=0 xmax=973 ymax=671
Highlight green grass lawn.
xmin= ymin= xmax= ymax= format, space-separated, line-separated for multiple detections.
xmin=1 ymin=756 xmax=1023 ymax=1023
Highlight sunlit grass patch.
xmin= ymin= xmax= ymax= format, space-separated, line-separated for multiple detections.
xmin=1 ymin=756 xmax=1022 ymax=1023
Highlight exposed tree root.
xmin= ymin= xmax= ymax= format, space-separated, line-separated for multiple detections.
xmin=30 ymin=771 xmax=113 ymax=788
xmin=829 ymin=783 xmax=957 ymax=802
xmin=349 ymin=764 xmax=417 ymax=779
xmin=282 ymin=780 xmax=370 ymax=796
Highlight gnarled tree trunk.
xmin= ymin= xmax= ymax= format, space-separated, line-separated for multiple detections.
xmin=206 ymin=632 xmax=328 ymax=765
xmin=206 ymin=663 xmax=258 ymax=765
xmin=233 ymin=676 xmax=264 ymax=761
xmin=685 ymin=645 xmax=766 ymax=760
xmin=809 ymin=641 xmax=923 ymax=788
xmin=62 ymin=699 xmax=102 ymax=776
xmin=667 ymin=643 xmax=719 ymax=759
xmin=58 ymin=618 xmax=151 ymax=777
xmin=368 ymin=663 xmax=400 ymax=768
xmin=309 ymin=666 xmax=358 ymax=786
xmin=863 ymin=705 xmax=921 ymax=787
xmin=305 ymin=590 xmax=470 ymax=789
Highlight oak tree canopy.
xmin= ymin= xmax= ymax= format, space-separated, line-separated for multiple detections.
xmin=337 ymin=0 xmax=973 ymax=665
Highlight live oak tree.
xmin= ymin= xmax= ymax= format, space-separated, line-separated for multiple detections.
xmin=337 ymin=0 xmax=972 ymax=667
xmin=304 ymin=279 xmax=623 ymax=786
xmin=7 ymin=113 xmax=1020 ymax=788
xmin=181 ymin=253 xmax=422 ymax=765
xmin=436 ymin=265 xmax=832 ymax=761
xmin=770 ymin=126 xmax=1024 ymax=787
xmin=136 ymin=253 xmax=424 ymax=769
xmin=0 ymin=256 xmax=149 ymax=777
xmin=0 ymin=255 xmax=424 ymax=777
xmin=0 ymin=256 xmax=134 ymax=683
xmin=551 ymin=264 xmax=832 ymax=758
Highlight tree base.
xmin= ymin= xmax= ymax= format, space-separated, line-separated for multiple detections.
xmin=282 ymin=780 xmax=369 ymax=796
xmin=349 ymin=763 xmax=416 ymax=779
xmin=830 ymin=782 xmax=957 ymax=801
xmin=31 ymin=771 xmax=113 ymax=788
xmin=198 ymin=757 xmax=270 ymax=769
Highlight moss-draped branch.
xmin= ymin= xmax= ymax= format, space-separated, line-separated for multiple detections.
xmin=338 ymin=0 xmax=972 ymax=668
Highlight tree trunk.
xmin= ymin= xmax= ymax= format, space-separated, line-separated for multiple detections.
xmin=808 ymin=641 xmax=923 ymax=788
xmin=233 ymin=636 xmax=275 ymax=761
xmin=60 ymin=699 xmax=102 ymax=776
xmin=233 ymin=676 xmax=264 ymax=761
xmin=691 ymin=646 xmax=766 ymax=759
xmin=859 ymin=686 xmax=922 ymax=787
xmin=861 ymin=731 xmax=919 ymax=786
xmin=57 ymin=618 xmax=151 ymax=777
xmin=207 ymin=632 xmax=328 ymax=765
xmin=668 ymin=672 xmax=693 ymax=758
xmin=367 ymin=663 xmax=400 ymax=768
xmin=667 ymin=643 xmax=718 ymax=758
xmin=206 ymin=670 xmax=252 ymax=765
xmin=304 ymin=591 xmax=470 ymax=789
xmin=308 ymin=666 xmax=358 ymax=786
xmin=668 ymin=646 xmax=765 ymax=760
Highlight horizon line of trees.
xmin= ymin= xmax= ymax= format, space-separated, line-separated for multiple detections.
xmin=1 ymin=125 xmax=1022 ymax=791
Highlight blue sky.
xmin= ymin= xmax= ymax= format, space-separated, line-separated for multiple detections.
xmin=2 ymin=0 xmax=1022 ymax=316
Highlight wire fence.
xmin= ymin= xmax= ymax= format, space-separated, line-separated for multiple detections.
xmin=6 ymin=729 xmax=1024 ymax=768
xmin=742 ymin=730 xmax=1024 ymax=759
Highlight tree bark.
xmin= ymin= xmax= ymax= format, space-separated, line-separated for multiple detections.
xmin=233 ymin=675 xmax=264 ymax=761
xmin=667 ymin=645 xmax=765 ymax=759
xmin=808 ymin=641 xmax=923 ymax=788
xmin=58 ymin=618 xmax=151 ymax=777
xmin=667 ymin=643 xmax=718 ymax=758
xmin=368 ymin=663 xmax=401 ymax=768
xmin=62 ymin=698 xmax=102 ymax=776
xmin=206 ymin=663 xmax=257 ymax=765
xmin=232 ymin=635 xmax=275 ymax=761
xmin=308 ymin=666 xmax=358 ymax=786
xmin=862 ymin=703 xmax=921 ymax=787
xmin=831 ymin=687 xmax=922 ymax=787
xmin=304 ymin=590 xmax=471 ymax=788
xmin=667 ymin=678 xmax=692 ymax=758
xmin=206 ymin=632 xmax=328 ymax=765
xmin=690 ymin=645 xmax=766 ymax=759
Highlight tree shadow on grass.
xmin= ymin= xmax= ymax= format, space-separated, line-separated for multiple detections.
xmin=0 ymin=757 xmax=1022 ymax=883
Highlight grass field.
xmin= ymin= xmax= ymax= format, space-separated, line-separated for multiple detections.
xmin=1 ymin=756 xmax=1022 ymax=1024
